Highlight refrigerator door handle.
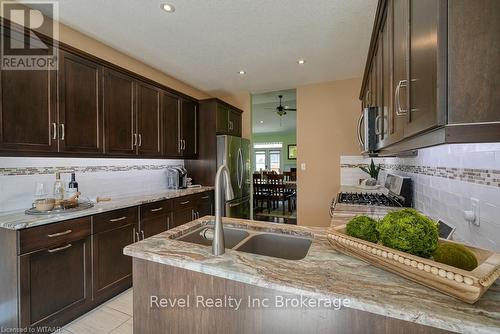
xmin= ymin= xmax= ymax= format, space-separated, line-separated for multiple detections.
xmin=238 ymin=148 xmax=244 ymax=189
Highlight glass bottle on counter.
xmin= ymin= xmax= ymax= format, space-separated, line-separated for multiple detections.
xmin=67 ymin=172 xmax=79 ymax=196
xmin=53 ymin=172 xmax=65 ymax=201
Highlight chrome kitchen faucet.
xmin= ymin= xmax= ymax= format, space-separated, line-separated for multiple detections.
xmin=213 ymin=165 xmax=235 ymax=255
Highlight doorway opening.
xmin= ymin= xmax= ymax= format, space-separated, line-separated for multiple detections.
xmin=251 ymin=89 xmax=297 ymax=224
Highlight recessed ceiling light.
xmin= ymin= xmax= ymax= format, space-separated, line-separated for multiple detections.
xmin=160 ymin=3 xmax=175 ymax=13
xmin=238 ymin=70 xmax=246 ymax=75
xmin=297 ymin=59 xmax=306 ymax=65
xmin=259 ymin=120 xmax=264 ymax=124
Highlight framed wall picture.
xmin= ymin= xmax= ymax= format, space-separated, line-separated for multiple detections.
xmin=288 ymin=144 xmax=297 ymax=160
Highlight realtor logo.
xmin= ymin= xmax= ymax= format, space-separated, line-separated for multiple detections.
xmin=1 ymin=0 xmax=59 ymax=70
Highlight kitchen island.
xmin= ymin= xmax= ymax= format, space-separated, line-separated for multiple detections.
xmin=124 ymin=217 xmax=500 ymax=334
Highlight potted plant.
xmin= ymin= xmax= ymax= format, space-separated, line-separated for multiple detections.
xmin=359 ymin=159 xmax=381 ymax=186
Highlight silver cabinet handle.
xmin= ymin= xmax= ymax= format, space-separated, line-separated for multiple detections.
xmin=365 ymin=90 xmax=371 ymax=106
xmin=47 ymin=229 xmax=72 ymax=238
xmin=138 ymin=134 xmax=142 ymax=147
xmin=197 ymin=212 xmax=200 ymax=219
xmin=191 ymin=210 xmax=195 ymax=220
xmin=133 ymin=227 xmax=136 ymax=242
xmin=356 ymin=113 xmax=364 ymax=148
xmin=375 ymin=115 xmax=382 ymax=135
xmin=180 ymin=200 xmax=190 ymax=205
xmin=52 ymin=123 xmax=57 ymax=140
xmin=109 ymin=216 xmax=127 ymax=222
xmin=60 ymin=123 xmax=65 ymax=140
xmin=201 ymin=196 xmax=210 ymax=200
xmin=182 ymin=139 xmax=186 ymax=150
xmin=133 ymin=133 xmax=138 ymax=146
xmin=135 ymin=231 xmax=140 ymax=242
xmin=395 ymin=79 xmax=408 ymax=116
xmin=178 ymin=139 xmax=181 ymax=153
xmin=141 ymin=230 xmax=145 ymax=240
xmin=167 ymin=215 xmax=170 ymax=230
xmin=48 ymin=243 xmax=72 ymax=253
xmin=150 ymin=207 xmax=163 ymax=212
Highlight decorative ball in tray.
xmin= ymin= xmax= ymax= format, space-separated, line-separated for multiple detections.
xmin=327 ymin=209 xmax=500 ymax=304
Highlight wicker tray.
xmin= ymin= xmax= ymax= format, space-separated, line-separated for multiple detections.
xmin=327 ymin=225 xmax=500 ymax=304
xmin=25 ymin=200 xmax=94 ymax=215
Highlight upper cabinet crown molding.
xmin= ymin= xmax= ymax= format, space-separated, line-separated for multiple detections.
xmin=360 ymin=0 xmax=500 ymax=155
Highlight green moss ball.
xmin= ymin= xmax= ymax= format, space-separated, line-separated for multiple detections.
xmin=433 ymin=243 xmax=478 ymax=271
xmin=346 ymin=215 xmax=379 ymax=243
xmin=377 ymin=208 xmax=439 ymax=258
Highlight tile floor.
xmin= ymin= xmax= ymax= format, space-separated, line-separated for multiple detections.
xmin=61 ymin=289 xmax=133 ymax=334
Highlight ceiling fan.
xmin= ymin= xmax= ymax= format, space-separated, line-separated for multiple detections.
xmin=265 ymin=95 xmax=297 ymax=117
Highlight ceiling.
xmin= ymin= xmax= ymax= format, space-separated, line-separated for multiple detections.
xmin=252 ymin=89 xmax=296 ymax=134
xmin=43 ymin=0 xmax=377 ymax=94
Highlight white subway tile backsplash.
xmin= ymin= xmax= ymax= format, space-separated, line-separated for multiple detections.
xmin=340 ymin=143 xmax=500 ymax=251
xmin=0 ymin=157 xmax=184 ymax=211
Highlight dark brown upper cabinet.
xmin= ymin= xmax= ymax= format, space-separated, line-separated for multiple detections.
xmin=162 ymin=92 xmax=182 ymax=157
xmin=0 ymin=29 xmax=57 ymax=153
xmin=0 ymin=23 xmax=200 ymax=159
xmin=180 ymin=99 xmax=198 ymax=157
xmin=58 ymin=50 xmax=103 ymax=154
xmin=213 ymin=100 xmax=243 ymax=137
xmin=447 ymin=0 xmax=500 ymax=124
xmin=103 ymin=68 xmax=136 ymax=156
xmin=136 ymin=82 xmax=162 ymax=156
xmin=360 ymin=0 xmax=500 ymax=154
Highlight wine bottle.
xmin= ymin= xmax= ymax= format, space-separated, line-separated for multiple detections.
xmin=68 ymin=172 xmax=79 ymax=194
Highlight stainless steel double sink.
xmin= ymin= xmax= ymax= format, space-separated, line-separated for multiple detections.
xmin=176 ymin=223 xmax=312 ymax=260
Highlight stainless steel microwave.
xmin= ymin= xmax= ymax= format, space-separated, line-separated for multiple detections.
xmin=356 ymin=107 xmax=378 ymax=154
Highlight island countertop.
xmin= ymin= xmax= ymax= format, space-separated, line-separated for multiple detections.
xmin=123 ymin=216 xmax=500 ymax=334
xmin=0 ymin=186 xmax=214 ymax=230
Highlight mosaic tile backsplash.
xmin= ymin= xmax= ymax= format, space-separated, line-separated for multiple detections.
xmin=0 ymin=157 xmax=184 ymax=212
xmin=341 ymin=143 xmax=500 ymax=252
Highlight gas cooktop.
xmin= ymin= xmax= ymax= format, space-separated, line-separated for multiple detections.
xmin=337 ymin=192 xmax=403 ymax=207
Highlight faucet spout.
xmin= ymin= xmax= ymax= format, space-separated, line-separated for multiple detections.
xmin=213 ymin=165 xmax=234 ymax=255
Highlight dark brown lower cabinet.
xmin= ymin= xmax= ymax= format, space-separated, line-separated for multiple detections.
xmin=19 ymin=237 xmax=91 ymax=328
xmin=141 ymin=215 xmax=170 ymax=239
xmin=0 ymin=193 xmax=214 ymax=331
xmin=92 ymin=208 xmax=137 ymax=302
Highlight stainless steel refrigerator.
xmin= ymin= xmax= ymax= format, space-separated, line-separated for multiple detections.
xmin=217 ymin=135 xmax=251 ymax=219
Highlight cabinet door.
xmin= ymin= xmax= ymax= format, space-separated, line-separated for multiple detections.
xmin=103 ymin=68 xmax=136 ymax=155
xmin=0 ymin=31 xmax=57 ymax=153
xmin=59 ymin=51 xmax=103 ymax=154
xmin=380 ymin=3 xmax=393 ymax=148
xmin=390 ymin=0 xmax=408 ymax=143
xmin=141 ymin=215 xmax=169 ymax=239
xmin=448 ymin=0 xmax=500 ymax=124
xmin=180 ymin=99 xmax=197 ymax=157
xmin=228 ymin=109 xmax=242 ymax=137
xmin=19 ymin=237 xmax=91 ymax=328
xmin=92 ymin=223 xmax=136 ymax=301
xmin=171 ymin=207 xmax=195 ymax=228
xmin=406 ymin=0 xmax=442 ymax=137
xmin=137 ymin=82 xmax=161 ymax=156
xmin=162 ymin=93 xmax=181 ymax=157
xmin=196 ymin=192 xmax=214 ymax=217
xmin=216 ymin=104 xmax=229 ymax=134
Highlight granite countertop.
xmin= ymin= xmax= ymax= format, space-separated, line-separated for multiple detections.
xmin=0 ymin=186 xmax=214 ymax=230
xmin=124 ymin=216 xmax=500 ymax=334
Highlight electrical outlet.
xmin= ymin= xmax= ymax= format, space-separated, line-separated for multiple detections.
xmin=300 ymin=163 xmax=306 ymax=171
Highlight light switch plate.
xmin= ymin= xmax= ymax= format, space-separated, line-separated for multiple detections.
xmin=300 ymin=163 xmax=306 ymax=171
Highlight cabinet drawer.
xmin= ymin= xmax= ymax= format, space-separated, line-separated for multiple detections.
xmin=140 ymin=200 xmax=172 ymax=221
xmin=195 ymin=191 xmax=213 ymax=204
xmin=19 ymin=217 xmax=91 ymax=255
xmin=173 ymin=195 xmax=195 ymax=209
xmin=93 ymin=207 xmax=138 ymax=234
